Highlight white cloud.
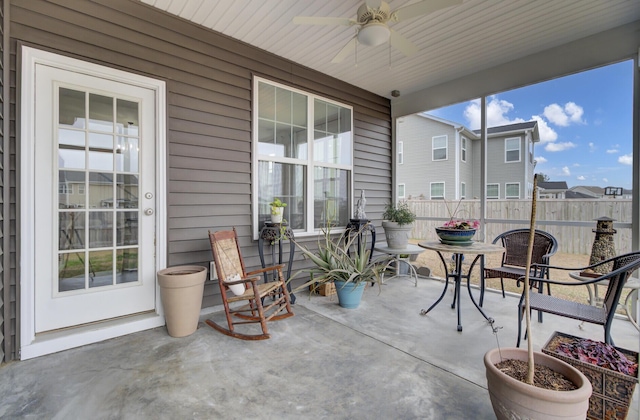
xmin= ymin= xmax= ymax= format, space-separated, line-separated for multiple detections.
xmin=535 ymin=156 xmax=548 ymax=164
xmin=463 ymin=97 xmax=525 ymax=130
xmin=531 ymin=115 xmax=557 ymax=143
xmin=619 ymin=154 xmax=633 ymax=165
xmin=589 ymin=142 xmax=596 ymax=152
xmin=562 ymin=166 xmax=570 ymax=176
xmin=606 ymin=149 xmax=618 ymax=154
xmin=543 ymin=102 xmax=585 ymax=127
xmin=545 ymin=142 xmax=577 ymax=152
xmin=602 ymin=178 xmax=608 ymax=183
xmin=577 ymin=175 xmax=586 ymax=180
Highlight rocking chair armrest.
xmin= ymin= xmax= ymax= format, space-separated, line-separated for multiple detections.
xmin=224 ymin=276 xmax=260 ymax=286
xmin=246 ymin=265 xmax=285 ymax=275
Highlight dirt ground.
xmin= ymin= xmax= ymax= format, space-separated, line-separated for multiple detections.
xmin=411 ymin=244 xmax=634 ymax=313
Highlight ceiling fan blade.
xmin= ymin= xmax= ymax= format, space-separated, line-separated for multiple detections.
xmin=331 ymin=37 xmax=358 ymax=63
xmin=392 ymin=0 xmax=463 ymax=22
xmin=292 ymin=16 xmax=356 ymax=26
xmin=365 ymin=0 xmax=382 ymax=9
xmin=389 ymin=29 xmax=418 ymax=56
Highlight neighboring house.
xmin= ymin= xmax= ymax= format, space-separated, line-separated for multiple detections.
xmin=538 ymin=181 xmax=569 ymax=199
xmin=396 ymin=114 xmax=539 ymax=200
xmin=569 ymin=186 xmax=605 ymax=199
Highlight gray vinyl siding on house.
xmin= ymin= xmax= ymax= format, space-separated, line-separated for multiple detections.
xmin=396 ymin=115 xmax=457 ymax=200
xmin=486 ymin=135 xmax=525 ymax=198
xmin=3 ymin=0 xmax=392 ymax=362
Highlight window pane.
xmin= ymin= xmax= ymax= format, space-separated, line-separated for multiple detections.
xmin=314 ymin=167 xmax=349 ymax=228
xmin=276 ymin=87 xmax=292 ymax=124
xmin=89 ymin=172 xmax=113 ymax=208
xmin=89 ymin=93 xmax=114 ymax=132
xmin=506 ymin=150 xmax=520 ymax=162
xmin=59 ymin=88 xmax=85 ymax=128
xmin=258 ymin=161 xmax=306 ymax=230
xmin=116 ymin=137 xmax=139 ymax=172
xmin=59 ymin=170 xmax=85 ymax=209
xmin=506 ymin=183 xmax=520 ymax=198
xmin=116 ymin=249 xmax=138 ymax=284
xmin=487 ymin=184 xmax=499 ymax=198
xmin=116 ymin=175 xmax=139 ymax=209
xmin=117 ymin=211 xmax=138 ymax=246
xmin=89 ymin=211 xmax=113 ymax=248
xmin=431 ymin=183 xmax=444 ymax=198
xmin=433 ymin=149 xmax=447 ymax=160
xmin=258 ymin=82 xmax=275 ymax=119
xmin=59 ymin=129 xmax=85 ymax=147
xmin=314 ymin=99 xmax=351 ymax=165
xmin=116 ymin=99 xmax=139 ymax=136
xmin=88 ymin=250 xmax=113 ymax=288
xmin=59 ymin=212 xmax=85 ymax=250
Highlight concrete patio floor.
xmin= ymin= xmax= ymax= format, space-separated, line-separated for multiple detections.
xmin=1 ymin=276 xmax=639 ymax=419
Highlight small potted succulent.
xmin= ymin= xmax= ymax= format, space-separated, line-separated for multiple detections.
xmin=269 ymin=197 xmax=287 ymax=224
xmin=381 ymin=201 xmax=416 ymax=249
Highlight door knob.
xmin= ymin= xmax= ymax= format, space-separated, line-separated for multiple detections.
xmin=144 ymin=208 xmax=154 ymax=216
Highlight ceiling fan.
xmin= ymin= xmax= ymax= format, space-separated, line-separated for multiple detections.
xmin=292 ymin=0 xmax=463 ymax=63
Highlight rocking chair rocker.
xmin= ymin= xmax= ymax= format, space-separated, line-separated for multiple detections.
xmin=206 ymin=228 xmax=293 ymax=340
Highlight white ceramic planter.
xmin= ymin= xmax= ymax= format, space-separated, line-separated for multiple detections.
xmin=381 ymin=220 xmax=412 ymax=249
xmin=157 ymin=265 xmax=207 ymax=338
xmin=271 ymin=206 xmax=284 ymax=223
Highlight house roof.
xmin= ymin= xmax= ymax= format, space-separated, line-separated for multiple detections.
xmin=565 ymin=190 xmax=597 ymax=199
xmin=141 ymin=0 xmax=640 ymax=114
xmin=538 ymin=181 xmax=568 ymax=191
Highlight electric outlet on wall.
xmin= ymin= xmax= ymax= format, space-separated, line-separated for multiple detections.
xmin=209 ymin=261 xmax=218 ymax=281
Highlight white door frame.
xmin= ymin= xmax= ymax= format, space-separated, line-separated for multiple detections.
xmin=20 ymin=46 xmax=167 ymax=359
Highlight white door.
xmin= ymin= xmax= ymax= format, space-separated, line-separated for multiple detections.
xmin=33 ymin=64 xmax=157 ymax=332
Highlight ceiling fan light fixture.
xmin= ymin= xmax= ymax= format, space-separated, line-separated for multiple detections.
xmin=357 ymin=22 xmax=390 ymax=46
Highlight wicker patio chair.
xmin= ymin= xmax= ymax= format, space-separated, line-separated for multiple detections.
xmin=517 ymin=251 xmax=640 ymax=347
xmin=206 ymin=228 xmax=294 ymax=340
xmin=484 ymin=228 xmax=558 ymax=298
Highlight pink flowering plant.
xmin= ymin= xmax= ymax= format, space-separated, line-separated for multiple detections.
xmin=442 ymin=198 xmax=479 ymax=230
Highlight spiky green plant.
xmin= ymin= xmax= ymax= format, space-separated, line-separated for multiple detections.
xmin=289 ymin=223 xmax=391 ymax=294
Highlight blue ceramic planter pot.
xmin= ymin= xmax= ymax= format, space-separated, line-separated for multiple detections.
xmin=435 ymin=227 xmax=477 ymax=245
xmin=334 ymin=280 xmax=366 ymax=309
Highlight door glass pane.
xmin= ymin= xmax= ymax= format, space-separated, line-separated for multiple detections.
xmin=89 ymin=93 xmax=114 ymax=132
xmin=59 ymin=88 xmax=86 ymax=128
xmin=116 ymin=249 xmax=138 ymax=284
xmin=89 ymin=172 xmax=113 ymax=208
xmin=59 ymin=252 xmax=86 ymax=292
xmin=59 ymin=212 xmax=85 ymax=250
xmin=58 ymin=128 xmax=85 ymax=147
xmin=117 ymin=175 xmax=139 ymax=209
xmin=88 ymin=250 xmax=114 ymax=288
xmin=117 ymin=99 xmax=139 ymax=136
xmin=59 ymin=149 xmax=86 ymax=169
xmin=89 ymin=150 xmax=113 ymax=171
xmin=89 ymin=211 xmax=113 ymax=248
xmin=116 ymin=137 xmax=139 ymax=172
xmin=59 ymin=171 xmax=85 ymax=209
xmin=117 ymin=211 xmax=138 ymax=246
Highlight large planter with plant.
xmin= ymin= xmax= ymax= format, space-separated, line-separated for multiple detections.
xmin=157 ymin=265 xmax=207 ymax=338
xmin=290 ymin=223 xmax=390 ymax=309
xmin=542 ymin=331 xmax=638 ymax=419
xmin=270 ymin=197 xmax=287 ymax=223
xmin=485 ymin=347 xmax=592 ymax=420
xmin=382 ymin=202 xmax=416 ymax=249
xmin=484 ymin=174 xmax=592 ymax=419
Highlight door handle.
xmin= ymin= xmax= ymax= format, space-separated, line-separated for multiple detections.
xmin=144 ymin=208 xmax=154 ymax=216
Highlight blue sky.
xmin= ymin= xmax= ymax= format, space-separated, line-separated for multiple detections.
xmin=427 ymin=60 xmax=634 ymax=189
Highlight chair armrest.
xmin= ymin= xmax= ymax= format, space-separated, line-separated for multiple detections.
xmin=224 ymin=276 xmax=260 ymax=286
xmin=247 ymin=265 xmax=285 ymax=276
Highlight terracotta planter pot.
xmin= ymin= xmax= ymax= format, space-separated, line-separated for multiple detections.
xmin=157 ymin=265 xmax=207 ymax=337
xmin=484 ymin=347 xmax=592 ymax=420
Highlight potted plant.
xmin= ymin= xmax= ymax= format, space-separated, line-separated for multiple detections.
xmin=484 ymin=174 xmax=592 ymax=419
xmin=381 ymin=201 xmax=416 ymax=249
xmin=435 ymin=198 xmax=479 ymax=244
xmin=290 ymin=223 xmax=390 ymax=309
xmin=270 ymin=197 xmax=287 ymax=223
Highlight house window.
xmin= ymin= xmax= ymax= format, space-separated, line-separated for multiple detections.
xmin=254 ymin=78 xmax=353 ymax=236
xmin=460 ymin=182 xmax=466 ymax=199
xmin=506 ymin=183 xmax=520 ymax=199
xmin=432 ymin=135 xmax=447 ymax=161
xmin=59 ymin=183 xmax=73 ymax=194
xmin=398 ymin=141 xmax=404 ymax=164
xmin=430 ymin=182 xmax=445 ymax=199
xmin=398 ymin=183 xmax=405 ymax=199
xmin=77 ymin=184 xmax=85 ymax=195
xmin=505 ymin=137 xmax=521 ymax=162
xmin=461 ymin=137 xmax=467 ymax=162
xmin=487 ymin=184 xmax=499 ymax=199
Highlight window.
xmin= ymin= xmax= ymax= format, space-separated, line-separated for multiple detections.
xmin=430 ymin=182 xmax=445 ymax=199
xmin=253 ymin=78 xmax=353 ymax=237
xmin=505 ymin=137 xmax=521 ymax=162
xmin=398 ymin=141 xmax=404 ymax=164
xmin=506 ymin=183 xmax=520 ymax=199
xmin=461 ymin=137 xmax=467 ymax=162
xmin=487 ymin=184 xmax=499 ymax=199
xmin=398 ymin=183 xmax=405 ymax=199
xmin=78 ymin=184 xmax=86 ymax=195
xmin=59 ymin=183 xmax=73 ymax=194
xmin=460 ymin=182 xmax=466 ymax=199
xmin=432 ymin=135 xmax=447 ymax=161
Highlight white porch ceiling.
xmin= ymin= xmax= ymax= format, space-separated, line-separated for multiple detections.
xmin=140 ymin=0 xmax=640 ymax=100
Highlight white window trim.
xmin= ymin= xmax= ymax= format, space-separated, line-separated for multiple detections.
xmin=398 ymin=183 xmax=406 ymax=199
xmin=505 ymin=137 xmax=521 ymax=163
xmin=461 ymin=137 xmax=467 ymax=163
xmin=398 ymin=141 xmax=404 ymax=164
xmin=252 ymin=76 xmax=354 ymax=240
xmin=487 ymin=183 xmax=500 ymax=199
xmin=432 ymin=135 xmax=448 ymax=161
xmin=506 ymin=182 xmax=521 ymax=199
xmin=430 ymin=181 xmax=445 ymax=199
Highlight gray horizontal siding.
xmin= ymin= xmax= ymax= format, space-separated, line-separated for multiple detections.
xmin=7 ymin=0 xmax=392 ymax=341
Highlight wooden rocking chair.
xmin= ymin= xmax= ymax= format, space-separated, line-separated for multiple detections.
xmin=206 ymin=228 xmax=293 ymax=340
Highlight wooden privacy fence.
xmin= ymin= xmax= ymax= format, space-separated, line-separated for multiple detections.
xmin=407 ymin=199 xmax=632 ymax=255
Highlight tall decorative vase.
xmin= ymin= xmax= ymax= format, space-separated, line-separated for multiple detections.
xmin=334 ymin=280 xmax=366 ymax=309
xmin=157 ymin=265 xmax=207 ymax=337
